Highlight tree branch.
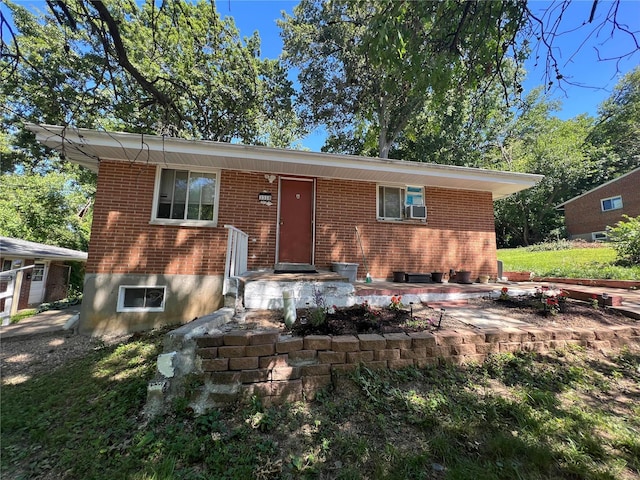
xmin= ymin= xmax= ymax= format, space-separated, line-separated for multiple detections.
xmin=87 ymin=0 xmax=183 ymax=121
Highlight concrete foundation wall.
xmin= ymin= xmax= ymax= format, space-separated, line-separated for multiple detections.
xmin=568 ymin=232 xmax=595 ymax=242
xmin=79 ymin=273 xmax=223 ymax=335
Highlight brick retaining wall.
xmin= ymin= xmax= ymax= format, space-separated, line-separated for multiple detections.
xmin=189 ymin=325 xmax=640 ymax=408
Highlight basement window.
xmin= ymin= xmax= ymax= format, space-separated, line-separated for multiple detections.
xmin=117 ymin=286 xmax=166 ymax=312
xmin=592 ymin=231 xmax=608 ymax=241
xmin=601 ymin=195 xmax=623 ymax=212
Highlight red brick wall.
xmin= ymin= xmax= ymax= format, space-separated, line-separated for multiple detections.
xmin=44 ymin=263 xmax=69 ymax=302
xmin=218 ymin=170 xmax=278 ymax=269
xmin=315 ymin=180 xmax=497 ymax=278
xmin=18 ymin=259 xmax=33 ymax=310
xmin=89 ymin=162 xmax=224 ymax=275
xmin=0 ymin=258 xmax=32 ymax=311
xmin=89 ymin=163 xmax=280 ymax=275
xmin=564 ymin=169 xmax=640 ymax=238
xmin=88 ymin=161 xmax=498 ymax=279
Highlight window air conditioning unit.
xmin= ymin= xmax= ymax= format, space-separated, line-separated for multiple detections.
xmin=406 ymin=205 xmax=427 ymax=220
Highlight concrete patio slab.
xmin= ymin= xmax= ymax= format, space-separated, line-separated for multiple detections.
xmin=445 ymin=307 xmax=528 ymax=329
xmin=0 ymin=308 xmax=80 ymax=340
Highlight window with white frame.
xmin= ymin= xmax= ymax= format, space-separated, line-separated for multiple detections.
xmin=155 ymin=168 xmax=218 ymax=222
xmin=377 ymin=185 xmax=425 ymax=220
xmin=117 ymin=286 xmax=166 ymax=312
xmin=601 ymin=195 xmax=623 ymax=212
xmin=32 ymin=263 xmax=45 ymax=281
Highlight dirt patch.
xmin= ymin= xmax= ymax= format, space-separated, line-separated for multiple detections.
xmin=289 ymin=303 xmax=460 ymax=336
xmin=0 ymin=332 xmax=128 ymax=386
xmin=235 ymin=303 xmax=469 ymax=335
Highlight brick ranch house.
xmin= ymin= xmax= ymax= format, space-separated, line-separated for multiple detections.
xmin=1 ymin=237 xmax=87 ymax=320
xmin=29 ymin=124 xmax=541 ymax=335
xmin=556 ymin=167 xmax=640 ymax=241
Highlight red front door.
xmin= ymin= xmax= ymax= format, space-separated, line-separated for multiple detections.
xmin=278 ymin=178 xmax=314 ymax=263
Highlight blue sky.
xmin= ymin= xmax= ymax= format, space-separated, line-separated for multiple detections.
xmin=4 ymin=0 xmax=639 ymax=150
xmin=225 ymin=0 xmax=639 ymax=117
xmin=224 ymin=0 xmax=639 ymax=149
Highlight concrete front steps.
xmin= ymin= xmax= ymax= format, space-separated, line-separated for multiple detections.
xmin=227 ymin=270 xmax=500 ymax=312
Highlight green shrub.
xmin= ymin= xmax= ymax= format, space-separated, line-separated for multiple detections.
xmin=10 ymin=309 xmax=37 ymax=323
xmin=607 ymin=215 xmax=640 ymax=266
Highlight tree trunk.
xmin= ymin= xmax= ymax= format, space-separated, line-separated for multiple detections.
xmin=522 ymin=211 xmax=530 ymax=246
xmin=379 ymin=137 xmax=391 ymax=159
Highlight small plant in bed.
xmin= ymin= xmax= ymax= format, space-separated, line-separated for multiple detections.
xmin=290 ymin=296 xmax=443 ymax=336
xmin=497 ymin=286 xmax=568 ymax=316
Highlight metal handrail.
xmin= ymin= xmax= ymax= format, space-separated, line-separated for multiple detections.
xmin=1 ymin=265 xmax=35 ymax=324
xmin=223 ymin=225 xmax=248 ymax=295
xmin=0 ymin=265 xmax=35 ymax=277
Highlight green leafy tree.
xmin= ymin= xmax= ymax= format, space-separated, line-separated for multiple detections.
xmin=280 ymin=0 xmax=528 ymax=158
xmin=391 ymin=60 xmax=525 ymax=167
xmin=0 ymin=163 xmax=93 ymax=251
xmin=607 ymin=215 xmax=640 ymax=266
xmin=493 ymin=90 xmax=599 ymax=246
xmin=588 ymin=66 xmax=640 ymax=182
xmin=2 ymin=0 xmax=298 ymax=145
xmin=280 ymin=0 xmax=638 ymax=159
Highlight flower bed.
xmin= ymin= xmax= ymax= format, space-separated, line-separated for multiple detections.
xmin=289 ymin=298 xmax=452 ymax=336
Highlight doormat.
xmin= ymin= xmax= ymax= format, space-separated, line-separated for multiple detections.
xmin=274 ymin=263 xmax=318 ymax=274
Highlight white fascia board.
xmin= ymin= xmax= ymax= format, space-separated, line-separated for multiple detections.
xmin=27 ymin=124 xmax=543 ymax=197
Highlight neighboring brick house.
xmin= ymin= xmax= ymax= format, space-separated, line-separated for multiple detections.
xmin=0 ymin=237 xmax=87 ymax=317
xmin=557 ymin=167 xmax=640 ymax=241
xmin=29 ymin=124 xmax=541 ymax=334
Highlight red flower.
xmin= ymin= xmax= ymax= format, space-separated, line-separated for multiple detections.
xmin=591 ymin=294 xmax=598 ymax=299
xmin=501 ymin=287 xmax=508 ymax=294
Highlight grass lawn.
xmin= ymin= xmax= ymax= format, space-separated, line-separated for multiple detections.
xmin=497 ymin=246 xmax=640 ymax=280
xmin=2 ymin=329 xmax=639 ymax=479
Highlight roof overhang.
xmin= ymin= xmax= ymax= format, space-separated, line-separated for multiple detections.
xmin=0 ymin=237 xmax=88 ymax=262
xmin=555 ymin=166 xmax=640 ymax=209
xmin=27 ymin=124 xmax=543 ymax=200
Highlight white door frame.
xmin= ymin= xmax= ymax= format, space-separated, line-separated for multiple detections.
xmin=27 ymin=261 xmax=49 ymax=305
